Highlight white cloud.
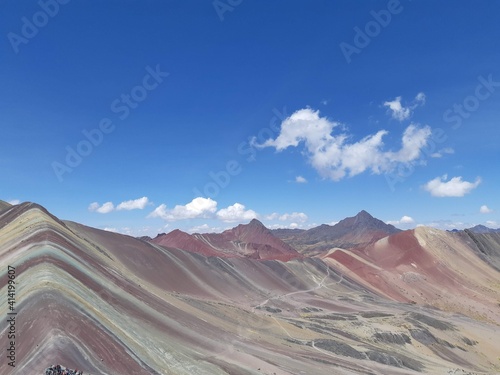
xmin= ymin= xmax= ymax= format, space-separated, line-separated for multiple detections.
xmin=423 ymin=175 xmax=481 ymax=197
xmin=187 ymin=224 xmax=223 ymax=234
xmin=430 ymin=147 xmax=454 ymax=158
xmin=147 ymin=198 xmax=260 ymax=224
xmin=98 ymin=202 xmax=115 ymax=214
xmin=100 ymin=226 xmax=154 ymax=236
xmin=255 ymin=108 xmax=431 ymax=181
xmin=279 ymin=212 xmax=308 ymax=222
xmin=216 ymin=203 xmax=257 ymax=223
xmin=148 ymin=197 xmax=217 ymax=221
xmin=400 ymin=215 xmax=415 ymax=224
xmin=148 ymin=204 xmax=168 ymax=219
xmin=265 ymin=212 xmax=308 ymax=223
xmin=422 ymin=220 xmax=475 ymax=231
xmin=384 ymin=96 xmax=411 ymax=121
xmin=486 ymin=220 xmax=499 ymax=228
xmin=7 ymin=199 xmax=20 ymax=205
xmin=388 ymin=215 xmax=415 ymax=226
xmin=116 ymin=197 xmax=150 ymax=211
xmin=384 ymin=93 xmax=425 ymax=121
xmin=295 ymin=175 xmax=308 ymax=183
xmin=480 ymin=205 xmax=493 ymax=214
xmin=88 ymin=202 xmax=100 ymax=211
xmin=267 ymin=222 xmax=304 ymax=230
xmin=266 ymin=213 xmax=279 ymax=220
xmin=89 ymin=196 xmax=150 ymax=214
xmin=88 ymin=201 xmax=115 ymax=214
xmin=415 ymin=92 xmax=426 ymax=104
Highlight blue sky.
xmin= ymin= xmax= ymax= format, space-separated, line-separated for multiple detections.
xmin=2 ymin=0 xmax=499 ymax=236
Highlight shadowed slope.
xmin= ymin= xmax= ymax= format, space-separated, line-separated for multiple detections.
xmin=461 ymin=229 xmax=500 ymax=271
xmin=0 ymin=199 xmax=11 ymax=213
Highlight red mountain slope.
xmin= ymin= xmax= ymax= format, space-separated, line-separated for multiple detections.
xmin=322 ymin=227 xmax=500 ymax=323
xmin=152 ymin=219 xmax=302 ymax=261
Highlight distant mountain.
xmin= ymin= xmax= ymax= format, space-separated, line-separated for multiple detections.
xmin=273 ymin=210 xmax=401 ymax=254
xmin=153 ymin=229 xmax=225 ymax=257
xmin=152 ymin=219 xmax=302 ymax=261
xmin=468 ymin=224 xmax=500 ymax=234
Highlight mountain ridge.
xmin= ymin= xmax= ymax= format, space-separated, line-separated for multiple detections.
xmin=152 ymin=218 xmax=302 ymax=261
xmin=2 ymin=200 xmax=500 ymax=374
xmin=272 ymin=210 xmax=401 ymax=254
xmin=468 ymin=224 xmax=500 ymax=233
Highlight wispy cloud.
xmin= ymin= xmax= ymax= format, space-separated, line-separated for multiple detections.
xmin=266 ymin=212 xmax=308 ymax=223
xmin=295 ymin=176 xmax=307 ymax=183
xmin=88 ymin=201 xmax=115 ymax=214
xmin=278 ymin=212 xmax=308 ymax=222
xmin=486 ymin=220 xmax=499 ymax=228
xmin=267 ymin=222 xmax=301 ymax=229
xmin=420 ymin=220 xmax=471 ymax=231
xmin=187 ymin=224 xmax=223 ymax=234
xmin=384 ymin=92 xmax=426 ymax=121
xmin=89 ymin=196 xmax=151 ymax=214
xmin=430 ymin=147 xmax=454 ymax=158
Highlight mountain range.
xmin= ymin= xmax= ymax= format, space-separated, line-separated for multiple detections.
xmin=467 ymin=224 xmax=500 ymax=234
xmin=271 ymin=210 xmax=401 ymax=255
xmin=152 ymin=218 xmax=302 ymax=261
xmin=1 ymin=200 xmax=500 ymax=375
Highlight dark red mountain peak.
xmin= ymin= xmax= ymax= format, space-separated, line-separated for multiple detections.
xmin=248 ymin=218 xmax=266 ymax=227
xmin=356 ymin=210 xmax=373 ymax=218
